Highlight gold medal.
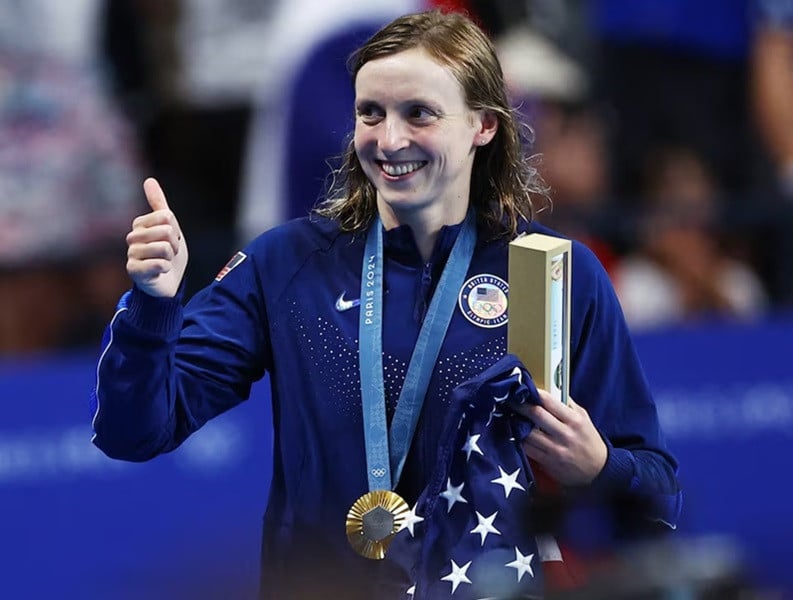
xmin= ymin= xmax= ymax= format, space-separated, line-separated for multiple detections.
xmin=345 ymin=490 xmax=410 ymax=559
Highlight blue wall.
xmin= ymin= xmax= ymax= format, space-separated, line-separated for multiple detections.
xmin=1 ymin=315 xmax=791 ymax=598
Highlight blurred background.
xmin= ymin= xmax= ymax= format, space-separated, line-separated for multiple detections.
xmin=1 ymin=0 xmax=791 ymax=598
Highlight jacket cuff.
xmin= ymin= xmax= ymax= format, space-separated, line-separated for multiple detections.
xmin=587 ymin=440 xmax=636 ymax=495
xmin=125 ymin=286 xmax=184 ymax=338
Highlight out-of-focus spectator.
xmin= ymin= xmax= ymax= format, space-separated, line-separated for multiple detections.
xmin=0 ymin=4 xmax=143 ymax=354
xmin=590 ymin=0 xmax=761 ymax=200
xmin=474 ymin=0 xmax=594 ymax=66
xmin=102 ymin=0 xmax=283 ymax=299
xmin=613 ymin=146 xmax=768 ymax=330
xmin=532 ymin=105 xmax=618 ymax=274
xmin=0 ymin=0 xmax=104 ymax=69
xmin=493 ymin=16 xmax=617 ymax=272
xmin=750 ymin=0 xmax=793 ymax=198
xmin=748 ymin=0 xmax=793 ymax=307
xmin=497 ymin=25 xmax=588 ymax=104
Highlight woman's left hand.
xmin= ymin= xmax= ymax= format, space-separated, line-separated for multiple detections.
xmin=512 ymin=390 xmax=608 ymax=486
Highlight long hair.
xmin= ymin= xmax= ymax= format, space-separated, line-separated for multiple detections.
xmin=316 ymin=10 xmax=548 ymax=239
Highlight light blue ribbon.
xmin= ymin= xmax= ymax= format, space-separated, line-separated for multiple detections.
xmin=359 ymin=210 xmax=477 ymax=491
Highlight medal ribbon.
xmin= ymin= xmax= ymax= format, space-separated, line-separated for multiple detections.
xmin=359 ymin=210 xmax=477 ymax=491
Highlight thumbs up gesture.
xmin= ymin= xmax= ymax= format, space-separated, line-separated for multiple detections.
xmin=126 ymin=178 xmax=189 ymax=298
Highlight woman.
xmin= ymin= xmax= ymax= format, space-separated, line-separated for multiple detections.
xmin=91 ymin=10 xmax=681 ymax=599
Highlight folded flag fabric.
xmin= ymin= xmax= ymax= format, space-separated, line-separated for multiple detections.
xmin=385 ymin=354 xmax=571 ymax=599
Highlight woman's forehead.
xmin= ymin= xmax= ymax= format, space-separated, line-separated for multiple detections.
xmin=355 ymin=48 xmax=465 ymax=104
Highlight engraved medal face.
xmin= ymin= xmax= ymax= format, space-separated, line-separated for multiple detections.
xmin=346 ymin=490 xmax=410 ymax=559
xmin=361 ymin=506 xmax=395 ymax=542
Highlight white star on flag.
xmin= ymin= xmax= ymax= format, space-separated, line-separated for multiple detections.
xmin=440 ymin=478 xmax=468 ymax=513
xmin=511 ymin=366 xmax=522 ymax=383
xmin=462 ymin=433 xmax=483 ymax=461
xmin=486 ymin=405 xmax=503 ymax=426
xmin=505 ymin=547 xmax=535 ymax=582
xmin=470 ymin=510 xmax=502 ymax=546
xmin=401 ymin=505 xmax=424 ymax=537
xmin=406 ymin=584 xmax=415 ymax=597
xmin=440 ymin=559 xmax=472 ymax=593
xmin=491 ymin=465 xmax=526 ymax=498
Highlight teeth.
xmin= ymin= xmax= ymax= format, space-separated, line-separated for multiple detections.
xmin=381 ymin=161 xmax=425 ymax=176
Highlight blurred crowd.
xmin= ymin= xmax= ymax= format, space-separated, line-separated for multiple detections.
xmin=1 ymin=0 xmax=792 ymax=355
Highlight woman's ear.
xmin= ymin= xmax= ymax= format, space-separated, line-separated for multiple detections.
xmin=475 ymin=110 xmax=499 ymax=146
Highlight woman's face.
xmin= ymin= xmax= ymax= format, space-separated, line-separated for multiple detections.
xmin=354 ymin=47 xmax=495 ymax=226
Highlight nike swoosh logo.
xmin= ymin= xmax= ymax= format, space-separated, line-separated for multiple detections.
xmin=335 ymin=292 xmax=360 ymax=312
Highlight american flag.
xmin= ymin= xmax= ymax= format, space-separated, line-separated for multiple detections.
xmin=474 ymin=286 xmax=500 ymax=302
xmin=215 ymin=251 xmax=247 ymax=282
xmin=385 ymin=355 xmax=572 ymax=599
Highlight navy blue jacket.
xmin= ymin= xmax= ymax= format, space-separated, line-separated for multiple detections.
xmin=91 ymin=215 xmax=681 ymax=599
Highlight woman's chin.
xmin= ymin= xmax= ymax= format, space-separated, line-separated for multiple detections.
xmin=377 ymin=195 xmax=429 ymax=215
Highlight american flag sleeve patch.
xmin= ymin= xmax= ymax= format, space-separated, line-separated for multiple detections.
xmin=215 ymin=251 xmax=247 ymax=282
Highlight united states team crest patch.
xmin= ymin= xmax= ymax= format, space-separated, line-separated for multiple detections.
xmin=458 ymin=274 xmax=509 ymax=328
xmin=215 ymin=251 xmax=247 ymax=282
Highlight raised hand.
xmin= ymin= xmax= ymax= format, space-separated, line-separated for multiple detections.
xmin=126 ymin=178 xmax=188 ymax=298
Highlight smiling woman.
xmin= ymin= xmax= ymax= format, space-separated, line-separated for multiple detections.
xmin=90 ymin=9 xmax=681 ymax=600
xmin=318 ymin=10 xmax=546 ymax=243
xmin=352 ymin=46 xmax=497 ymax=259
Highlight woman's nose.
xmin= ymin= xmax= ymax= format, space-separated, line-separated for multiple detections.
xmin=379 ymin=117 xmax=409 ymax=153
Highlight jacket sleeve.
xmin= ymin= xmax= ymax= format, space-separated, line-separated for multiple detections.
xmin=90 ymin=250 xmax=271 ymax=461
xmin=568 ymin=241 xmax=683 ymax=532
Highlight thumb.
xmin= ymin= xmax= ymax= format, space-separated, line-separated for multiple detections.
xmin=143 ymin=177 xmax=170 ymax=212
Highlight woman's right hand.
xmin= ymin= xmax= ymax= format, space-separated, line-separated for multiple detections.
xmin=126 ymin=178 xmax=188 ymax=298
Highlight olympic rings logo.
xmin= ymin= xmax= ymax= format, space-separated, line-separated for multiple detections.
xmin=472 ymin=300 xmax=503 ymax=315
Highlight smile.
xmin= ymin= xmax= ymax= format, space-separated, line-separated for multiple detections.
xmin=377 ymin=161 xmax=427 ymax=177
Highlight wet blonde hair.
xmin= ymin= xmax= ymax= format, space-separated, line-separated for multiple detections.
xmin=316 ymin=10 xmax=547 ymax=239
